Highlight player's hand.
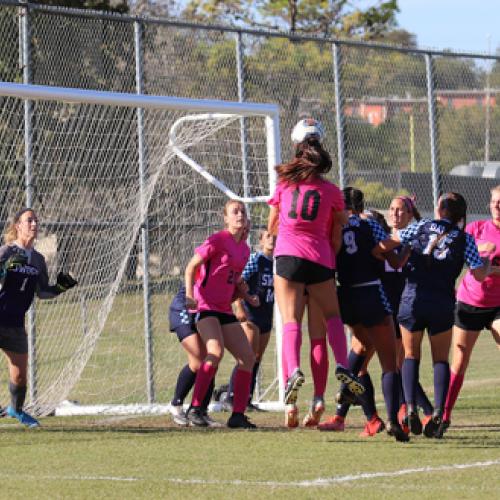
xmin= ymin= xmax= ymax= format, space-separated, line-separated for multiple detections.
xmin=246 ymin=294 xmax=260 ymax=307
xmin=56 ymin=272 xmax=78 ymax=293
xmin=4 ymin=253 xmax=28 ymax=272
xmin=185 ymin=296 xmax=197 ymax=310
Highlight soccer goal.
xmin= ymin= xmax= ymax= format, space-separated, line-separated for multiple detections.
xmin=0 ymin=81 xmax=283 ymax=416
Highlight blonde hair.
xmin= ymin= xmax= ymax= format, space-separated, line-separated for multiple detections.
xmin=4 ymin=208 xmax=35 ymax=244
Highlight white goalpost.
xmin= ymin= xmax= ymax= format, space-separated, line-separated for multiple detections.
xmin=0 ymin=81 xmax=284 ymax=416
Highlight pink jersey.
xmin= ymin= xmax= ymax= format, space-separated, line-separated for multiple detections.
xmin=194 ymin=230 xmax=250 ymax=314
xmin=457 ymin=219 xmax=500 ymax=308
xmin=268 ymin=177 xmax=344 ymax=269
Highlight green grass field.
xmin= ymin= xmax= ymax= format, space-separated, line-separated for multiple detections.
xmin=1 ymin=333 xmax=499 ymax=499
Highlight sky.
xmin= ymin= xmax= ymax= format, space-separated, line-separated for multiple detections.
xmin=395 ymin=0 xmax=499 ymax=54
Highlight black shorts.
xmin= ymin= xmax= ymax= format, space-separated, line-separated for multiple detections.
xmin=454 ymin=301 xmax=500 ymax=332
xmin=195 ymin=310 xmax=238 ymax=326
xmin=398 ymin=294 xmax=454 ymax=336
xmin=0 ymin=326 xmax=28 ymax=354
xmin=275 ymin=256 xmax=335 ymax=285
xmin=338 ymin=285 xmax=392 ymax=328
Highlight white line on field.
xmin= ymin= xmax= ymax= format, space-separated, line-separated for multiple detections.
xmin=0 ymin=459 xmax=499 ymax=487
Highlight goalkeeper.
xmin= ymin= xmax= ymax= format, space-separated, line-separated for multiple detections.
xmin=0 ymin=208 xmax=77 ymax=427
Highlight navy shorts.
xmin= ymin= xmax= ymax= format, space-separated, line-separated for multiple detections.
xmin=398 ymin=294 xmax=454 ymax=336
xmin=196 ymin=310 xmax=238 ymax=326
xmin=454 ymin=301 xmax=500 ymax=332
xmin=244 ymin=308 xmax=273 ymax=334
xmin=169 ymin=309 xmax=197 ymax=342
xmin=338 ymin=285 xmax=392 ymax=328
xmin=0 ymin=326 xmax=28 ymax=354
xmin=275 ymin=256 xmax=335 ymax=285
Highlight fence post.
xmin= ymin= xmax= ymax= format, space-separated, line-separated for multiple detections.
xmin=134 ymin=20 xmax=155 ymax=404
xmin=235 ymin=32 xmax=250 ymax=214
xmin=20 ymin=1 xmax=37 ymax=405
xmin=425 ymin=53 xmax=442 ymax=208
xmin=333 ymin=42 xmax=347 ymax=190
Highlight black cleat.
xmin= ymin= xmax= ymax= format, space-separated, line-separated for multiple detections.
xmin=284 ymin=368 xmax=305 ymax=405
xmin=186 ymin=406 xmax=208 ymax=427
xmin=227 ymin=412 xmax=257 ymax=429
xmin=335 ymin=365 xmax=365 ymax=397
xmin=407 ymin=405 xmax=422 ymax=435
xmin=423 ymin=410 xmax=442 ymax=438
xmin=387 ymin=421 xmax=410 ymax=442
xmin=435 ymin=419 xmax=450 ymax=439
xmin=335 ymin=386 xmax=358 ymax=406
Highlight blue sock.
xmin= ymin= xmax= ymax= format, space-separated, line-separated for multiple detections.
xmin=358 ymin=373 xmax=376 ymax=420
xmin=416 ymin=382 xmax=433 ymax=416
xmin=433 ymin=361 xmax=450 ymax=413
xmin=171 ymin=364 xmax=196 ymax=406
xmin=382 ymin=372 xmax=399 ymax=423
xmin=348 ymin=349 xmax=366 ymax=374
xmin=336 ymin=402 xmax=350 ymax=418
xmin=397 ymin=371 xmax=405 ymax=407
xmin=249 ymin=361 xmax=261 ymax=403
xmin=402 ymin=358 xmax=419 ymax=407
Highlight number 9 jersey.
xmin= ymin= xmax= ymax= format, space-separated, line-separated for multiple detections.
xmin=268 ymin=178 xmax=344 ymax=270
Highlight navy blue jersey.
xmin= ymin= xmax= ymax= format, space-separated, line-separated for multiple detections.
xmin=0 ymin=244 xmax=59 ymax=328
xmin=337 ymin=215 xmax=389 ymax=287
xmin=241 ymin=252 xmax=274 ymax=330
xmin=399 ymin=219 xmax=483 ymax=299
xmin=381 ymin=245 xmax=407 ymax=310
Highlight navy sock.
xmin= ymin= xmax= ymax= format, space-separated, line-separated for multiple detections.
xmin=9 ymin=382 xmax=26 ymax=413
xmin=336 ymin=402 xmax=350 ymax=418
xmin=416 ymin=382 xmax=433 ymax=416
xmin=348 ymin=349 xmax=366 ymax=374
xmin=397 ymin=370 xmax=405 ymax=407
xmin=228 ymin=364 xmax=239 ymax=401
xmin=171 ymin=364 xmax=196 ymax=407
xmin=402 ymin=358 xmax=419 ymax=407
xmin=201 ymin=378 xmax=215 ymax=411
xmin=433 ymin=361 xmax=450 ymax=413
xmin=382 ymin=372 xmax=399 ymax=423
xmin=358 ymin=373 xmax=376 ymax=420
xmin=249 ymin=361 xmax=260 ymax=403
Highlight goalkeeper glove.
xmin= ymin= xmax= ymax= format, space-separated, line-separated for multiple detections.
xmin=56 ymin=272 xmax=78 ymax=293
xmin=2 ymin=253 xmax=28 ymax=274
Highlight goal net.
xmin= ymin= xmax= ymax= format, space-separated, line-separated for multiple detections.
xmin=0 ymin=82 xmax=281 ymax=416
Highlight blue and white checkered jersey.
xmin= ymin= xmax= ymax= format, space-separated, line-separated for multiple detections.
xmin=398 ymin=218 xmax=483 ymax=297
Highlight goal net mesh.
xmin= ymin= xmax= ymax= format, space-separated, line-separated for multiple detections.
xmin=0 ymin=90 xmax=279 ymax=416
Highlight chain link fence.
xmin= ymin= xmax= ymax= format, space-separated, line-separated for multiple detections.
xmin=0 ymin=1 xmax=499 ymax=408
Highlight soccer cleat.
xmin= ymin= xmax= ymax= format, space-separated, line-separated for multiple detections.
xmin=386 ymin=421 xmax=410 ymax=442
xmin=398 ymin=404 xmax=410 ymax=435
xmin=168 ymin=404 xmax=189 ymax=426
xmin=427 ymin=409 xmax=444 ymax=439
xmin=317 ymin=414 xmax=345 ymax=432
xmin=201 ymin=409 xmax=224 ymax=428
xmin=406 ymin=405 xmax=422 ymax=435
xmin=335 ymin=365 xmax=365 ymax=397
xmin=335 ymin=386 xmax=357 ymax=406
xmin=284 ymin=368 xmax=305 ymax=405
xmin=186 ymin=406 xmax=208 ymax=427
xmin=360 ymin=415 xmax=385 ymax=437
xmin=422 ymin=414 xmax=439 ymax=438
xmin=303 ymin=397 xmax=325 ymax=427
xmin=285 ymin=404 xmax=299 ymax=428
xmin=6 ymin=406 xmax=40 ymax=428
xmin=435 ymin=419 xmax=450 ymax=439
xmin=0 ymin=406 xmax=6 ymax=418
xmin=227 ymin=412 xmax=256 ymax=429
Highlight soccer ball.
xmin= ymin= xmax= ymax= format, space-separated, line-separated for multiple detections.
xmin=291 ymin=118 xmax=325 ymax=144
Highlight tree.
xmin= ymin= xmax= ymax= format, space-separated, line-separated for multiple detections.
xmin=182 ymin=0 xmax=400 ymax=39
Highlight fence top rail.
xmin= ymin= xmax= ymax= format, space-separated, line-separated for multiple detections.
xmin=1 ymin=0 xmax=499 ymax=61
xmin=0 ymin=81 xmax=280 ymax=117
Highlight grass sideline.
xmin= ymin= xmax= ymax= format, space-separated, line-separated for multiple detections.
xmin=1 ymin=334 xmax=499 ymax=499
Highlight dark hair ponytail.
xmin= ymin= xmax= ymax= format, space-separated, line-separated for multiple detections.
xmin=439 ymin=192 xmax=467 ymax=229
xmin=343 ymin=187 xmax=364 ymax=213
xmin=275 ymin=137 xmax=332 ymax=184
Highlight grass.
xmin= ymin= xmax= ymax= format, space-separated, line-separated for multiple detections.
xmin=0 ymin=334 xmax=499 ymax=499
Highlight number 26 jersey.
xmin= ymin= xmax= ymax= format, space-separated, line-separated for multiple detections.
xmin=268 ymin=178 xmax=345 ymax=269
